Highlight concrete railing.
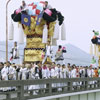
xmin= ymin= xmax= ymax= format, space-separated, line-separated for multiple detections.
xmin=0 ymin=77 xmax=100 ymax=100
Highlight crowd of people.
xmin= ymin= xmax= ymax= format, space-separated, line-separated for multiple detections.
xmin=0 ymin=61 xmax=100 ymax=82
xmin=0 ymin=61 xmax=100 ymax=92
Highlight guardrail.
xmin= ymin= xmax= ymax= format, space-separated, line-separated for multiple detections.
xmin=0 ymin=77 xmax=100 ymax=100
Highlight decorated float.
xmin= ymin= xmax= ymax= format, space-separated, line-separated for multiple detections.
xmin=9 ymin=1 xmax=66 ymax=63
xmin=91 ymin=30 xmax=100 ymax=66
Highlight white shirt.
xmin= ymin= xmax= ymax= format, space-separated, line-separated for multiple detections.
xmin=1 ymin=66 xmax=8 ymax=80
xmin=88 ymin=69 xmax=95 ymax=77
xmin=71 ymin=69 xmax=76 ymax=78
xmin=20 ymin=67 xmax=27 ymax=80
xmin=46 ymin=67 xmax=50 ymax=78
xmin=42 ymin=68 xmax=47 ymax=79
xmin=62 ymin=68 xmax=67 ymax=78
xmin=68 ymin=71 xmax=72 ymax=78
xmin=54 ymin=66 xmax=59 ymax=78
xmin=51 ymin=68 xmax=55 ymax=78
xmin=59 ymin=67 xmax=63 ymax=78
xmin=30 ymin=67 xmax=35 ymax=79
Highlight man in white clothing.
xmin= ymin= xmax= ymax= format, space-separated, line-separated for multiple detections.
xmin=42 ymin=65 xmax=48 ymax=79
xmin=71 ymin=66 xmax=76 ymax=78
xmin=54 ymin=64 xmax=59 ymax=78
xmin=1 ymin=64 xmax=8 ymax=81
xmin=1 ymin=63 xmax=9 ymax=91
xmin=42 ymin=41 xmax=53 ymax=64
xmin=1 ymin=61 xmax=15 ymax=91
xmin=20 ymin=64 xmax=27 ymax=80
xmin=88 ymin=66 xmax=95 ymax=85
xmin=44 ymin=1 xmax=52 ymax=9
xmin=88 ymin=66 xmax=95 ymax=78
xmin=10 ymin=42 xmax=19 ymax=62
xmin=62 ymin=64 xmax=67 ymax=78
xmin=46 ymin=64 xmax=51 ymax=79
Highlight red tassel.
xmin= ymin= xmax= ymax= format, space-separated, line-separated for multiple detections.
xmin=10 ymin=56 xmax=13 ymax=61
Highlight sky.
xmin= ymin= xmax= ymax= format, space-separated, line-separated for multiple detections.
xmin=0 ymin=0 xmax=100 ymax=53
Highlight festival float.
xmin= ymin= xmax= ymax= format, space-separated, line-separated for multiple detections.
xmin=91 ymin=30 xmax=100 ymax=66
xmin=9 ymin=1 xmax=66 ymax=63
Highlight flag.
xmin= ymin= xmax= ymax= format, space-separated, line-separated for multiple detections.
xmin=36 ymin=12 xmax=43 ymax=25
xmin=21 ymin=14 xmax=31 ymax=26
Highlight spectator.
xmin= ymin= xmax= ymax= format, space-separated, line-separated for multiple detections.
xmin=94 ymin=68 xmax=98 ymax=77
xmin=98 ymin=67 xmax=100 ymax=77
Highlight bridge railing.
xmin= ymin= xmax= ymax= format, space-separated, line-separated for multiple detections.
xmin=0 ymin=77 xmax=100 ymax=100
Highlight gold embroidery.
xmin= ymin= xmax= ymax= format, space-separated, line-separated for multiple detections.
xmin=24 ymin=18 xmax=28 ymax=23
